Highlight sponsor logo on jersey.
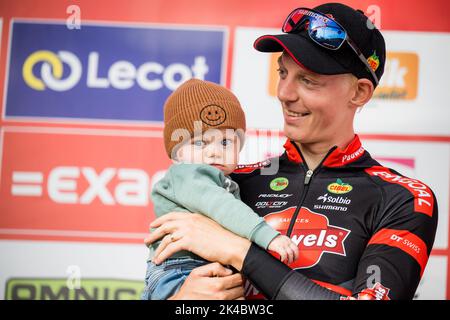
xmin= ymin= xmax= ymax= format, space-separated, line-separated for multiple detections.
xmin=356 ymin=282 xmax=391 ymax=300
xmin=269 ymin=177 xmax=289 ymax=191
xmin=317 ymin=193 xmax=351 ymax=205
xmin=254 ymin=201 xmax=288 ymax=209
xmin=258 ymin=193 xmax=293 ymax=198
xmin=327 ymin=178 xmax=353 ymax=194
xmin=234 ymin=160 xmax=271 ymax=174
xmin=314 ymin=193 xmax=351 ymax=212
xmin=265 ymin=207 xmax=350 ymax=269
xmin=341 ymin=146 xmax=364 ymax=165
xmin=365 ymin=166 xmax=434 ymax=217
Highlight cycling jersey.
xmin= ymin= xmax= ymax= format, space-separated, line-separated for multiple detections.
xmin=231 ymin=134 xmax=438 ymax=300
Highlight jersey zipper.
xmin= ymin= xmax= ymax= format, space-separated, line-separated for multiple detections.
xmin=286 ymin=145 xmax=338 ymax=237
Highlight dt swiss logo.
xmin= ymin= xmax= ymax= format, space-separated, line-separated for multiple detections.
xmin=265 ymin=207 xmax=350 ymax=269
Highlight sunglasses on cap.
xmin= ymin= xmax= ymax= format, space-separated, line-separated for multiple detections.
xmin=282 ymin=7 xmax=379 ymax=85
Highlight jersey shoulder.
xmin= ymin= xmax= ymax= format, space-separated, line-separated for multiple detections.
xmin=364 ymin=165 xmax=436 ymax=218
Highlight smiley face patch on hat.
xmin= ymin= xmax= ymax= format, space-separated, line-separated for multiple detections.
xmin=163 ymin=78 xmax=246 ymax=158
xmin=200 ymin=105 xmax=227 ymax=126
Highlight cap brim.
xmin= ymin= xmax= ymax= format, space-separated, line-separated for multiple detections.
xmin=254 ymin=33 xmax=349 ymax=75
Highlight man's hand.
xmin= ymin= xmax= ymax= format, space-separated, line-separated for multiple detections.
xmin=144 ymin=212 xmax=251 ymax=271
xmin=169 ymin=262 xmax=245 ymax=300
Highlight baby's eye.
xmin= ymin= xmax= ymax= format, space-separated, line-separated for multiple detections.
xmin=193 ymin=140 xmax=205 ymax=147
xmin=221 ymin=139 xmax=233 ymax=147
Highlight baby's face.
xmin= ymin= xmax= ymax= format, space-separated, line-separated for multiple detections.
xmin=175 ymin=129 xmax=241 ymax=175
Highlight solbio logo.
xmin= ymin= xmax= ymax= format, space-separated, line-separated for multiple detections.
xmin=22 ymin=50 xmax=208 ymax=92
xmin=327 ymin=179 xmax=353 ymax=194
xmin=270 ymin=177 xmax=289 ymax=191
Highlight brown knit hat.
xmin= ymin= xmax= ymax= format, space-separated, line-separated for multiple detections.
xmin=163 ymin=78 xmax=246 ymax=158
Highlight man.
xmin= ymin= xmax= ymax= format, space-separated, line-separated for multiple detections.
xmin=146 ymin=3 xmax=438 ymax=300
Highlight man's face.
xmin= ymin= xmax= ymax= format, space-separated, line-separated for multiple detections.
xmin=277 ymin=53 xmax=358 ymax=145
xmin=176 ymin=128 xmax=241 ymax=175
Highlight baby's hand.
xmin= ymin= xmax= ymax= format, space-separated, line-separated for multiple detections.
xmin=268 ymin=235 xmax=299 ymax=264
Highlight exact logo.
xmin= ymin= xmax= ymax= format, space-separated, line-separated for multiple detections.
xmin=0 ymin=130 xmax=171 ymax=243
xmin=11 ymin=167 xmax=149 ymax=206
xmin=327 ymin=179 xmax=353 ymax=194
xmin=269 ymin=177 xmax=289 ymax=191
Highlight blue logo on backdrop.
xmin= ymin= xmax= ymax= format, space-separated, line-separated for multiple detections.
xmin=5 ymin=21 xmax=225 ymax=122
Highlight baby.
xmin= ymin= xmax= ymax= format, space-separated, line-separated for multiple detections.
xmin=142 ymin=79 xmax=298 ymax=300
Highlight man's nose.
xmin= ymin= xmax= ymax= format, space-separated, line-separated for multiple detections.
xmin=278 ymin=78 xmax=299 ymax=103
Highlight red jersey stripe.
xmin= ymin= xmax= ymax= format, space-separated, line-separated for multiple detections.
xmin=368 ymin=228 xmax=429 ymax=276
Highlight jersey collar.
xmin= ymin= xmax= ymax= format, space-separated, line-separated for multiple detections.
xmin=283 ymin=134 xmax=365 ymax=168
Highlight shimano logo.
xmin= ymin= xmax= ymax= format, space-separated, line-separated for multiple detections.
xmin=23 ymin=50 xmax=209 ymax=92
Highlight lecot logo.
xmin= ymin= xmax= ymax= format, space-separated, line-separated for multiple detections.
xmin=265 ymin=207 xmax=350 ymax=269
xmin=374 ymin=52 xmax=419 ymax=100
xmin=267 ymin=52 xmax=419 ymax=100
xmin=23 ymin=50 xmax=82 ymax=91
xmin=22 ymin=50 xmax=207 ymax=92
xmin=0 ymin=129 xmax=172 ymax=243
xmin=6 ymin=21 xmax=225 ymax=122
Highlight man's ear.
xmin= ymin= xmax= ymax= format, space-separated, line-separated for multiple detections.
xmin=351 ymin=78 xmax=375 ymax=108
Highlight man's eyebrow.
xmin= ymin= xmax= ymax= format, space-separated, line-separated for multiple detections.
xmin=277 ymin=53 xmax=321 ymax=79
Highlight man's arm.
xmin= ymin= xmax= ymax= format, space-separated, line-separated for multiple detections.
xmin=349 ymin=188 xmax=438 ymax=299
xmin=161 ymin=163 xmax=279 ymax=249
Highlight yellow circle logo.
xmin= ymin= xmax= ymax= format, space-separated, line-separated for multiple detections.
xmin=327 ymin=179 xmax=353 ymax=194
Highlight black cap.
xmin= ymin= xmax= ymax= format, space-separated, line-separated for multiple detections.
xmin=254 ymin=3 xmax=386 ymax=87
